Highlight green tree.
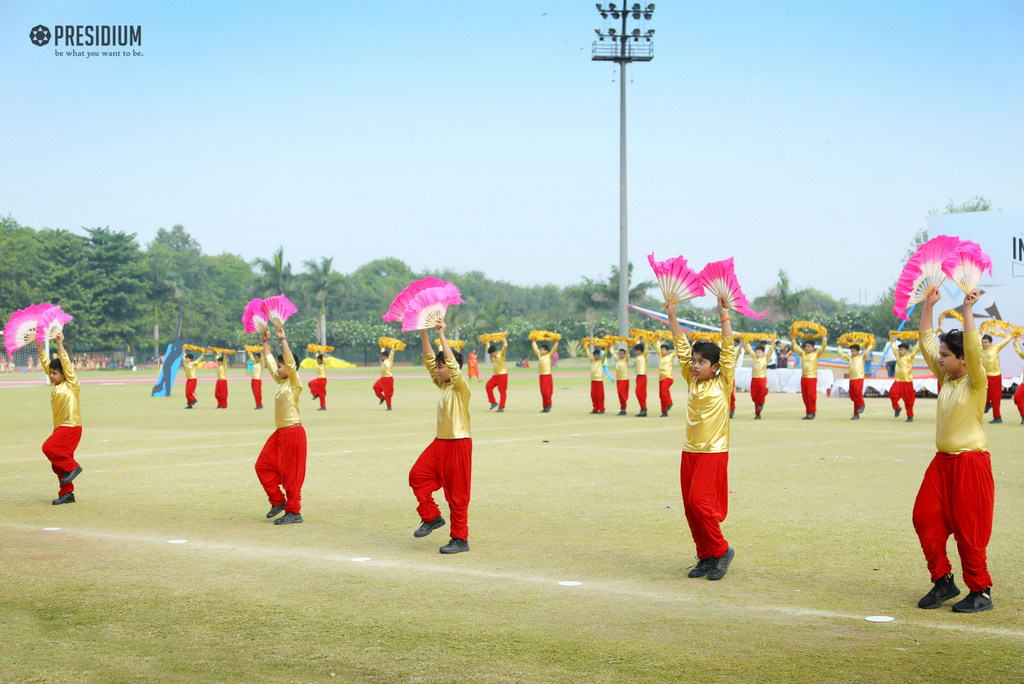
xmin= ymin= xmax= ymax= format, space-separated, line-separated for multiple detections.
xmin=301 ymin=256 xmax=345 ymax=346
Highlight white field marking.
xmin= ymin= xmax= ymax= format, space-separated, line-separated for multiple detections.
xmin=7 ymin=522 xmax=1023 ymax=641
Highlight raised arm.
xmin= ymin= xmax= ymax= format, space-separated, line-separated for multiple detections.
xmin=531 ymin=339 xmax=541 ymax=358
xmin=262 ymin=329 xmax=280 ymax=382
xmin=717 ymin=296 xmax=732 ymax=340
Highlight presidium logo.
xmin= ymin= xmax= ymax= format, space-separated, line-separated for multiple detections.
xmin=29 ymin=23 xmax=143 ymax=57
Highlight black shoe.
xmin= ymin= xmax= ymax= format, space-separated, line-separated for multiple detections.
xmin=266 ymin=502 xmax=287 ymax=519
xmin=660 ymin=412 xmax=668 ymax=417
xmin=917 ymin=574 xmax=960 ymax=609
xmin=851 ymin=414 xmax=860 ymax=420
xmin=666 ymin=403 xmax=673 ymax=412
xmin=754 ymin=414 xmax=761 ymax=420
xmin=490 ymin=402 xmax=498 ymax=410
xmin=984 ymin=404 xmax=991 ymax=413
xmin=906 ymin=417 xmax=914 ymax=423
xmin=729 ymin=409 xmax=735 ymax=419
xmin=707 ymin=547 xmax=735 ymax=581
xmin=1021 ymin=417 xmax=1024 ymax=425
xmin=439 ymin=538 xmax=469 ymax=554
xmin=802 ymin=413 xmax=816 ymax=420
xmin=274 ymin=512 xmax=303 ymax=525
xmin=60 ymin=465 xmax=83 ymax=485
xmin=52 ymin=492 xmax=76 ymax=505
xmin=857 ymin=404 xmax=865 ymax=415
xmin=317 ymin=407 xmax=327 ymax=411
xmin=590 ymin=409 xmax=599 ymax=414
xmin=952 ymin=588 xmax=993 ymax=613
xmin=379 ymin=397 xmax=385 ymax=405
xmin=635 ymin=409 xmax=647 ymax=417
xmin=497 ymin=407 xmax=504 ymax=413
xmin=989 ymin=417 xmax=1002 ymax=424
xmin=687 ymin=557 xmax=714 ymax=578
xmin=185 ymin=404 xmax=193 ymax=409
xmin=414 ymin=516 xmax=446 ymax=538
xmin=541 ymin=407 xmax=551 ymax=413
xmin=617 ymin=409 xmax=627 ymax=416
xmin=755 ymin=404 xmax=764 ymax=413
xmin=386 ymin=406 xmax=392 ymax=411
xmin=895 ymin=408 xmax=902 ymax=418
xmin=255 ymin=406 xmax=263 ymax=409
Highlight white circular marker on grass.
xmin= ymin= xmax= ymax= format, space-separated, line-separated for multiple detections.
xmin=167 ymin=539 xmax=188 ymax=544
xmin=42 ymin=527 xmax=61 ymax=531
xmin=349 ymin=557 xmax=371 ymax=562
xmin=865 ymin=616 xmax=894 ymax=623
xmin=558 ymin=581 xmax=582 ymax=586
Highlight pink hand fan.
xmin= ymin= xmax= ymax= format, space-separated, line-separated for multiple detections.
xmin=262 ymin=294 xmax=297 ymax=328
xmin=891 ymin=234 xmax=960 ymax=320
xmin=242 ymin=298 xmax=269 ymax=334
xmin=384 ymin=277 xmax=447 ymax=322
xmin=400 ymin=283 xmax=465 ymax=332
xmin=698 ymin=258 xmax=768 ymax=319
xmin=36 ymin=306 xmax=73 ymax=342
xmin=647 ymin=252 xmax=704 ymax=304
xmin=4 ymin=304 xmax=53 ymax=358
xmin=941 ymin=240 xmax=992 ymax=295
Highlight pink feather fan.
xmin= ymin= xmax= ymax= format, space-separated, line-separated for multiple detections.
xmin=891 ymin=234 xmax=960 ymax=321
xmin=400 ymin=283 xmax=465 ymax=332
xmin=242 ymin=298 xmax=269 ymax=334
xmin=4 ymin=304 xmax=53 ymax=358
xmin=698 ymin=258 xmax=768 ymax=319
xmin=941 ymin=239 xmax=993 ymax=296
xmin=647 ymin=252 xmax=704 ymax=304
xmin=261 ymin=294 xmax=298 ymax=329
xmin=36 ymin=306 xmax=73 ymax=342
xmin=383 ymin=277 xmax=447 ymax=322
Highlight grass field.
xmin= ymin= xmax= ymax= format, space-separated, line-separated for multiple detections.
xmin=2 ymin=362 xmax=1022 ymax=683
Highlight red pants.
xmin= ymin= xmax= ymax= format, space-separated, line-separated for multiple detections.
xmin=801 ymin=376 xmax=817 ymax=415
xmin=486 ymin=374 xmax=508 ymax=408
xmin=373 ymin=376 xmax=394 ymax=408
xmin=730 ymin=384 xmax=736 ymax=411
xmin=590 ymin=380 xmax=605 ymax=412
xmin=890 ymin=380 xmax=915 ymax=418
xmin=409 ymin=437 xmax=472 ymax=540
xmin=309 ymin=377 xmax=327 ymax=409
xmin=1015 ymin=382 xmax=1024 ymax=418
xmin=750 ymin=377 xmax=767 ymax=414
xmin=985 ymin=376 xmax=1002 ymax=418
xmin=185 ymin=378 xmax=197 ymax=404
xmin=251 ymin=378 xmax=263 ymax=408
xmin=680 ymin=451 xmax=730 ymax=559
xmin=215 ymin=378 xmax=228 ymax=408
xmin=255 ymin=425 xmax=307 ymax=514
xmin=635 ymin=375 xmax=648 ymax=410
xmin=616 ymin=379 xmax=629 ymax=409
xmin=849 ymin=378 xmax=864 ymax=414
xmin=659 ymin=377 xmax=674 ymax=414
xmin=539 ymin=374 xmax=553 ymax=409
xmin=42 ymin=426 xmax=82 ymax=496
xmin=912 ymin=450 xmax=994 ymax=591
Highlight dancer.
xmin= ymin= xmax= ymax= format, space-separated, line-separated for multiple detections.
xmin=633 ymin=341 xmax=649 ymax=417
xmin=980 ymin=333 xmax=1012 ymax=423
xmin=409 ymin=319 xmax=472 ymax=554
xmin=658 ymin=342 xmax=675 ymax=417
xmin=532 ymin=337 xmax=558 ymax=412
xmin=792 ymin=332 xmax=827 ymax=420
xmin=309 ymin=353 xmax=327 ymax=410
xmin=890 ymin=341 xmax=919 ymax=422
xmin=373 ymin=348 xmax=395 ymax=410
xmin=467 ymin=349 xmax=480 ymax=381
xmin=247 ymin=348 xmax=264 ymax=409
xmin=1014 ymin=332 xmax=1024 ymax=425
xmin=485 ymin=333 xmax=509 ymax=412
xmin=913 ymin=286 xmax=994 ymax=612
xmin=214 ymin=352 xmax=228 ymax=409
xmin=614 ymin=346 xmax=630 ymax=415
xmin=587 ymin=342 xmax=606 ymax=414
xmin=668 ymin=295 xmax=735 ymax=581
xmin=256 ymin=323 xmax=306 ymax=525
xmin=743 ymin=339 xmax=769 ymax=419
xmin=838 ymin=342 xmax=871 ymax=419
xmin=182 ymin=350 xmax=203 ymax=408
xmin=35 ymin=332 xmax=83 ymax=505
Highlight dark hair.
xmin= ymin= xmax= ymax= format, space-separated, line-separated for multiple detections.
xmin=592 ymin=348 xmax=602 ymax=356
xmin=488 ymin=345 xmax=497 ymax=354
xmin=317 ymin=354 xmax=324 ymax=362
xmin=802 ymin=339 xmax=817 ymax=348
xmin=692 ymin=341 xmax=722 ymax=365
xmin=754 ymin=344 xmax=765 ymax=352
xmin=982 ymin=334 xmax=993 ymax=343
xmin=217 ymin=354 xmax=224 ymax=362
xmin=254 ymin=351 xmax=261 ymax=359
xmin=434 ymin=350 xmax=464 ymax=369
xmin=539 ymin=344 xmax=549 ymax=352
xmin=185 ymin=353 xmax=194 ymax=360
xmin=633 ymin=343 xmax=644 ymax=352
xmin=939 ymin=329 xmax=965 ymax=359
xmin=898 ymin=343 xmax=909 ymax=352
xmin=660 ymin=343 xmax=671 ymax=351
xmin=49 ymin=358 xmax=65 ymax=375
xmin=277 ymin=353 xmax=289 ymax=366
xmin=850 ymin=344 xmax=860 ymax=352
xmin=380 ymin=349 xmax=391 ymax=358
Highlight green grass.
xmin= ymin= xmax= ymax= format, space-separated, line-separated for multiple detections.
xmin=2 ymin=363 xmax=1023 ymax=682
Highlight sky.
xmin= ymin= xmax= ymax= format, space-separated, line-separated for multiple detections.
xmin=2 ymin=1 xmax=1022 ymax=305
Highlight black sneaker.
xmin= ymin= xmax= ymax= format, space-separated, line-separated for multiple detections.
xmin=989 ymin=417 xmax=1002 ymax=424
xmin=857 ymin=404 xmax=865 ymax=415
xmin=707 ymin=547 xmax=735 ymax=581
xmin=541 ymin=407 xmax=551 ymax=413
xmin=803 ymin=413 xmax=816 ymax=420
xmin=52 ymin=492 xmax=76 ymax=505
xmin=379 ymin=397 xmax=385 ymax=405
xmin=414 ymin=516 xmax=446 ymax=538
xmin=386 ymin=406 xmax=392 ymax=411
xmin=729 ymin=409 xmax=735 ymax=419
xmin=497 ymin=407 xmax=504 ymax=413
xmin=490 ymin=402 xmax=498 ymax=410
xmin=590 ymin=409 xmax=599 ymax=414
xmin=274 ymin=512 xmax=303 ymax=525
xmin=185 ymin=404 xmax=193 ymax=409
xmin=895 ymin=408 xmax=902 ymax=418
xmin=755 ymin=404 xmax=764 ymax=413
xmin=952 ymin=588 xmax=993 ymax=613
xmin=1020 ymin=417 xmax=1024 ymax=425
xmin=917 ymin=574 xmax=960 ymax=609
xmin=60 ymin=465 xmax=83 ymax=485
xmin=687 ymin=557 xmax=714 ymax=578
xmin=635 ymin=409 xmax=647 ymax=417
xmin=754 ymin=414 xmax=762 ymax=420
xmin=439 ymin=538 xmax=469 ymax=554
xmin=906 ymin=417 xmax=914 ymax=423
xmin=617 ymin=409 xmax=627 ymax=416
xmin=266 ymin=502 xmax=287 ymax=519
xmin=851 ymin=414 xmax=860 ymax=420
xmin=660 ymin=412 xmax=668 ymax=417
xmin=984 ymin=404 xmax=991 ymax=413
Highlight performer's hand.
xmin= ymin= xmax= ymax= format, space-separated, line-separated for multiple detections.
xmin=925 ymin=286 xmax=942 ymax=306
xmin=261 ymin=329 xmax=271 ymax=343
xmin=964 ymin=289 xmax=981 ymax=307
xmin=35 ymin=338 xmax=44 ymax=351
xmin=435 ymin=319 xmax=446 ymax=333
xmin=717 ymin=295 xmax=729 ymax=317
xmin=54 ymin=331 xmax=64 ymax=344
xmin=275 ymin=325 xmax=286 ymax=340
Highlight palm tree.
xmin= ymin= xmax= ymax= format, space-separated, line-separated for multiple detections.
xmin=251 ymin=246 xmax=295 ymax=298
xmin=302 ymin=256 xmax=345 ymax=346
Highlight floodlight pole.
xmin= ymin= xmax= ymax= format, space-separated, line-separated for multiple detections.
xmin=593 ymin=4 xmax=654 ymax=337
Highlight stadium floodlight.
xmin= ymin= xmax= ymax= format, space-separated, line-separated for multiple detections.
xmin=591 ymin=0 xmax=654 ymax=337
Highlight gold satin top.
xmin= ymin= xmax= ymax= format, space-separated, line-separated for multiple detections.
xmin=838 ymin=349 xmax=868 ymax=381
xmin=380 ymin=355 xmax=394 ymax=378
xmin=1015 ymin=338 xmax=1024 ymax=361
xmin=316 ymin=360 xmax=326 ymax=379
xmin=532 ymin=340 xmax=558 ymax=375
xmin=216 ymin=356 xmax=227 ymax=381
xmin=744 ymin=343 xmax=768 ymax=379
xmin=265 ymin=353 xmax=302 ymax=429
xmin=490 ymin=340 xmax=508 ymax=375
xmin=613 ymin=352 xmax=629 ymax=381
xmin=589 ymin=353 xmax=605 ymax=382
xmin=183 ymin=353 xmax=204 ymax=380
xmin=894 ymin=345 xmax=918 ymax=382
xmin=424 ymin=353 xmax=471 ymax=440
xmin=792 ymin=338 xmax=826 ymax=378
xmin=658 ymin=352 xmax=675 ymax=380
xmin=675 ymin=333 xmax=734 ymax=453
xmin=40 ymin=347 xmax=81 ymax=429
xmin=247 ymin=351 xmax=263 ymax=380
xmin=981 ymin=336 xmax=1012 ymax=376
xmin=634 ymin=342 xmax=648 ymax=375
xmin=920 ymin=328 xmax=987 ymax=454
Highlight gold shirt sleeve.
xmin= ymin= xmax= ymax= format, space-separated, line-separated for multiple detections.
xmin=933 ymin=330 xmax=987 ymax=454
xmin=273 ymin=353 xmax=302 ymax=429
xmin=47 ymin=348 xmax=82 ymax=428
xmin=264 ymin=354 xmax=280 ymax=383
xmin=1014 ymin=338 xmax=1024 ymax=360
xmin=434 ymin=355 xmax=472 ymax=439
xmin=981 ymin=337 xmax=1012 ymax=376
xmin=635 ymin=343 xmax=648 ymax=375
xmin=423 ymin=352 xmax=442 ymax=389
xmin=658 ymin=353 xmax=674 ymax=380
xmin=216 ymin=357 xmax=227 ymax=380
xmin=683 ymin=339 xmax=733 ymax=454
xmin=491 ymin=341 xmax=508 ymax=375
xmin=674 ymin=333 xmax=694 ymax=384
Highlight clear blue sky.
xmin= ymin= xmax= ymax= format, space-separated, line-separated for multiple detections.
xmin=2 ymin=1 xmax=1022 ymax=304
